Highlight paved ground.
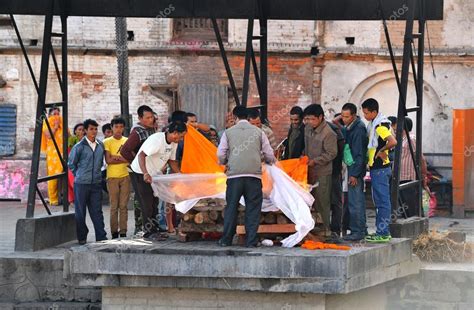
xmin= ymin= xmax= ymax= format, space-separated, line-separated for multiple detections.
xmin=1 ymin=200 xmax=473 ymax=255
xmin=0 ymin=200 xmax=135 ymax=254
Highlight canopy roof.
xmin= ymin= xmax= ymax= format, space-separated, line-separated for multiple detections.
xmin=1 ymin=0 xmax=443 ymax=20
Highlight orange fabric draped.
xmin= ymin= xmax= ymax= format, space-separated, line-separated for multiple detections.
xmin=180 ymin=125 xmax=308 ymax=187
xmin=278 ymin=156 xmax=308 ymax=188
xmin=181 ymin=125 xmax=225 ymax=174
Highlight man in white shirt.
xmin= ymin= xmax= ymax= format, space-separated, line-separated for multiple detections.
xmin=130 ymin=122 xmax=187 ymax=240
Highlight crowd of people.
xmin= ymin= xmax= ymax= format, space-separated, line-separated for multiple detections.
xmin=40 ymin=97 xmax=425 ymax=246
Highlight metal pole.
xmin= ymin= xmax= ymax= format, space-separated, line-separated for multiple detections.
xmin=115 ymin=17 xmax=130 ymax=134
xmin=241 ymin=19 xmax=254 ymax=107
xmin=250 ymin=46 xmax=262 ymax=99
xmin=259 ymin=17 xmax=268 ymax=122
xmin=416 ymin=0 xmax=426 ymax=217
xmin=9 ymin=14 xmax=39 ymax=93
xmin=61 ymin=13 xmax=69 ymax=212
xmin=211 ymin=18 xmax=240 ymax=106
xmin=391 ymin=0 xmax=415 ymax=220
xmin=26 ymin=11 xmax=54 ymax=218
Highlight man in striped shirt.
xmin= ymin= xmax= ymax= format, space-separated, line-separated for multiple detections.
xmin=394 ymin=117 xmax=428 ymax=217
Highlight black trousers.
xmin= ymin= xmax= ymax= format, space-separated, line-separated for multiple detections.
xmin=221 ymin=177 xmax=263 ymax=247
xmin=129 ymin=171 xmax=143 ymax=231
xmin=130 ymin=172 xmax=159 ymax=237
xmin=330 ymin=173 xmax=343 ymax=234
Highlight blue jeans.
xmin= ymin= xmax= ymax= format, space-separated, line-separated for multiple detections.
xmin=157 ymin=200 xmax=168 ymax=231
xmin=74 ymin=183 xmax=107 ymax=242
xmin=347 ymin=176 xmax=367 ymax=237
xmin=370 ymin=167 xmax=392 ymax=236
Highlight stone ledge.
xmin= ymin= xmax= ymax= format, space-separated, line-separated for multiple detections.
xmin=65 ymin=238 xmax=419 ymax=294
xmin=390 ymin=217 xmax=429 ymax=239
xmin=15 ymin=212 xmax=77 ymax=252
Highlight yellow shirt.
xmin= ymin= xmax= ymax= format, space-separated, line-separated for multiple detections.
xmin=104 ymin=136 xmax=129 ymax=179
xmin=368 ymin=125 xmax=392 ymax=167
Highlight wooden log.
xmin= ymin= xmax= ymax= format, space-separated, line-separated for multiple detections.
xmin=194 ymin=211 xmax=214 ymax=224
xmin=179 ymin=222 xmax=224 ymax=233
xmin=183 ymin=213 xmax=195 ymax=222
xmin=277 ymin=214 xmax=290 ymax=224
xmin=263 ymin=212 xmax=277 ymax=224
xmin=209 ymin=210 xmax=219 ymax=222
xmin=236 ymin=224 xmax=296 ymax=235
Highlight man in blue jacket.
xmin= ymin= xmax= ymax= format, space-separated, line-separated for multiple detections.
xmin=340 ymin=103 xmax=368 ymax=241
xmin=68 ymin=119 xmax=107 ymax=244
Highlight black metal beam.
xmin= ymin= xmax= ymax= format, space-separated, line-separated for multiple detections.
xmin=241 ymin=19 xmax=254 ymax=107
xmin=0 ymin=0 xmax=444 ymax=20
xmin=259 ymin=16 xmax=268 ymax=122
xmin=211 ymin=18 xmax=240 ymax=106
xmin=250 ymin=46 xmax=262 ymax=100
xmin=9 ymin=14 xmax=39 ymax=93
xmin=416 ymin=0 xmax=426 ymax=217
xmin=60 ymin=10 xmax=69 ymax=213
xmin=391 ymin=0 xmax=416 ymax=221
xmin=26 ymin=5 xmax=54 ymax=218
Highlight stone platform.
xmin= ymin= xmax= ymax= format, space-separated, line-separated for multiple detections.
xmin=65 ymin=238 xmax=420 ymax=295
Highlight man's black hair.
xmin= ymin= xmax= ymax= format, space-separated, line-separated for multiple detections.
xmin=341 ymin=103 xmax=358 ymax=115
xmin=168 ymin=121 xmax=187 ymax=133
xmin=48 ymin=107 xmax=60 ymax=115
xmin=361 ymin=98 xmax=379 ymax=112
xmin=73 ymin=123 xmax=84 ymax=135
xmin=247 ymin=109 xmax=260 ymax=120
xmin=405 ymin=117 xmax=413 ymax=132
xmin=84 ymin=119 xmax=99 ymax=130
xmin=186 ymin=112 xmax=196 ymax=119
xmin=303 ymin=104 xmax=324 ymax=118
xmin=101 ymin=123 xmax=112 ymax=134
xmin=137 ymin=105 xmax=153 ymax=118
xmin=111 ymin=117 xmax=126 ymax=126
xmin=233 ymin=106 xmax=248 ymax=120
xmin=388 ymin=116 xmax=397 ymax=126
xmin=290 ymin=106 xmax=304 ymax=118
xmin=171 ymin=110 xmax=188 ymax=123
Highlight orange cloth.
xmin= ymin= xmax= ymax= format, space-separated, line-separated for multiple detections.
xmin=278 ymin=156 xmax=308 ymax=188
xmin=300 ymin=240 xmax=351 ymax=251
xmin=181 ymin=125 xmax=308 ymax=188
xmin=181 ymin=125 xmax=224 ymax=174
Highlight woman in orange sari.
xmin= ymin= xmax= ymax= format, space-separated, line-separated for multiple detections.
xmin=41 ymin=108 xmax=64 ymax=206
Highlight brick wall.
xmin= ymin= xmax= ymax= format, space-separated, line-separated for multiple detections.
xmin=0 ymin=50 xmax=314 ymax=157
xmin=380 ymin=21 xmax=445 ymax=49
xmin=102 ymin=287 xmax=325 ymax=309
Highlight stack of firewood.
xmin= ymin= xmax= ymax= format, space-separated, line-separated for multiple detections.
xmin=178 ymin=198 xmax=295 ymax=242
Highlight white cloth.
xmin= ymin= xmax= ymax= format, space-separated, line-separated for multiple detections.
xmin=150 ymin=164 xmax=315 ymax=248
xmin=367 ymin=113 xmax=391 ymax=149
xmin=85 ymin=136 xmax=97 ymax=152
xmin=131 ymin=132 xmax=177 ymax=176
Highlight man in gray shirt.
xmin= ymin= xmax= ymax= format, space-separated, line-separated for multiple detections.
xmin=304 ymin=104 xmax=338 ymax=238
xmin=217 ymin=106 xmax=277 ymax=247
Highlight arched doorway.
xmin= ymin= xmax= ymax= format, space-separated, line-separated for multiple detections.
xmin=349 ymin=71 xmax=450 ymax=172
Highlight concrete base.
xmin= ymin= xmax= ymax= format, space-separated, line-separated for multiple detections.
xmin=0 ymin=253 xmax=101 ymax=307
xmin=65 ymin=238 xmax=419 ymax=295
xmin=390 ymin=217 xmax=429 ymax=239
xmin=100 ymin=263 xmax=474 ymax=309
xmin=15 ymin=212 xmax=77 ymax=252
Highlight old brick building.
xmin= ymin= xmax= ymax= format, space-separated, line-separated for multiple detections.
xmin=0 ymin=0 xmax=472 ymax=200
